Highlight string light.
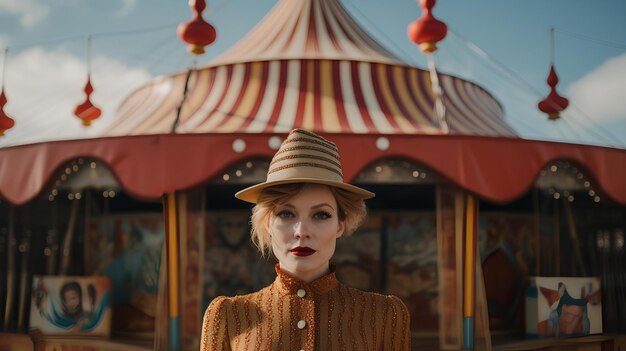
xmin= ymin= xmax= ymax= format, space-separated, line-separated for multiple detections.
xmin=539 ymin=161 xmax=603 ymax=204
xmin=47 ymin=158 xmax=120 ymax=201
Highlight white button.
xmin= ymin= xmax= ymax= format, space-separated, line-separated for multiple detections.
xmin=297 ymin=289 xmax=306 ymax=297
xmin=297 ymin=320 xmax=306 ymax=329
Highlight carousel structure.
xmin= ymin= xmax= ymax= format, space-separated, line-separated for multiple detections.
xmin=0 ymin=0 xmax=625 ymax=350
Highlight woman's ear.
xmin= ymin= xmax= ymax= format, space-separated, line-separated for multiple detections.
xmin=264 ymin=215 xmax=271 ymax=236
xmin=336 ymin=220 xmax=345 ymax=238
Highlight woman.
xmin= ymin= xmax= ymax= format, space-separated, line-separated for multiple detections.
xmin=201 ymin=129 xmax=410 ymax=350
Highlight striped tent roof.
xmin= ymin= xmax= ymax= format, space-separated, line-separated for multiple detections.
xmin=106 ymin=0 xmax=516 ymax=137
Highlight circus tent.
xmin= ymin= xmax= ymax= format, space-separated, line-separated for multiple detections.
xmin=1 ymin=0 xmax=624 ymax=206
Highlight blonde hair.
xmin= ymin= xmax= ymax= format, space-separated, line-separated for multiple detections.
xmin=250 ymin=183 xmax=367 ymax=256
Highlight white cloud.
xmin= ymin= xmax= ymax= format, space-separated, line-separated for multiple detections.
xmin=567 ymin=53 xmax=626 ymax=123
xmin=116 ymin=0 xmax=137 ymax=17
xmin=0 ymin=46 xmax=151 ymax=147
xmin=0 ymin=0 xmax=49 ymax=28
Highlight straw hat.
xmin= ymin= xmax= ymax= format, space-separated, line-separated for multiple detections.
xmin=235 ymin=129 xmax=375 ymax=203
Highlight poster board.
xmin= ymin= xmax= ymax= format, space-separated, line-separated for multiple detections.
xmin=526 ymin=276 xmax=602 ymax=338
xmin=29 ymin=275 xmax=112 ymax=336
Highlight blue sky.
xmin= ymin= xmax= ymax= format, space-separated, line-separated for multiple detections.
xmin=1 ymin=0 xmax=625 ymax=147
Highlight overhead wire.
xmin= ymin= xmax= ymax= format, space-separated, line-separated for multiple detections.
xmin=1 ymin=48 xmax=7 ymax=88
xmin=449 ymin=29 xmax=623 ymax=148
xmin=1 ymin=26 xmax=180 ymax=134
xmin=440 ymin=34 xmax=549 ymax=139
xmin=4 ymin=33 xmax=185 ymax=142
xmin=555 ymin=28 xmax=626 ymax=52
xmin=564 ymin=102 xmax=625 ymax=147
xmin=341 ymin=0 xmax=422 ymax=67
xmin=2 ymin=22 xmax=180 ymax=50
xmin=12 ymin=33 xmax=178 ymax=118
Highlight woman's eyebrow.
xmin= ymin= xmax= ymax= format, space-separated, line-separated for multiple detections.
xmin=311 ymin=203 xmax=334 ymax=210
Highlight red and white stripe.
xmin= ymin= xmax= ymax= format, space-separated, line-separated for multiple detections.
xmin=107 ymin=60 xmax=515 ymax=136
xmin=211 ymin=0 xmax=402 ymax=66
xmin=106 ymin=0 xmax=516 ymax=137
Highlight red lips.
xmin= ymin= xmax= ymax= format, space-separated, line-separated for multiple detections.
xmin=290 ymin=246 xmax=316 ymax=257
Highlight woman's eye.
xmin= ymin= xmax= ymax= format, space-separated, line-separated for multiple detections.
xmin=276 ymin=210 xmax=295 ymax=218
xmin=313 ymin=211 xmax=332 ymax=220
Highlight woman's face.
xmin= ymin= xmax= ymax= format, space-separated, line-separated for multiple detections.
xmin=558 ymin=304 xmax=584 ymax=335
xmin=267 ymin=184 xmax=345 ymax=283
xmin=63 ymin=289 xmax=81 ymax=314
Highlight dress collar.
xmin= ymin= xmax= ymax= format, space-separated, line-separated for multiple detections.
xmin=274 ymin=264 xmax=339 ymax=296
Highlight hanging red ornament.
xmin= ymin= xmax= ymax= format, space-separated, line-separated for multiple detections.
xmin=74 ymin=76 xmax=101 ymax=126
xmin=0 ymin=90 xmax=15 ymax=136
xmin=178 ymin=0 xmax=217 ymax=55
xmin=408 ymin=0 xmax=448 ymax=53
xmin=538 ymin=65 xmax=569 ymax=120
xmin=0 ymin=48 xmax=14 ymax=136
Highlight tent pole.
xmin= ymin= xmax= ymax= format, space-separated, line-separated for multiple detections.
xmin=4 ymin=206 xmax=15 ymax=331
xmin=463 ymin=194 xmax=478 ymax=350
xmin=164 ymin=192 xmax=181 ymax=351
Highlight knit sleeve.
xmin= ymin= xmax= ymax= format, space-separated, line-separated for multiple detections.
xmin=383 ymin=295 xmax=411 ymax=351
xmin=200 ymin=296 xmax=232 ymax=351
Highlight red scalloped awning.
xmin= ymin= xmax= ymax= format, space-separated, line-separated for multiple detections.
xmin=1 ymin=133 xmax=625 ymax=206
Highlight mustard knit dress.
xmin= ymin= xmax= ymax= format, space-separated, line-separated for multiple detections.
xmin=200 ymin=266 xmax=410 ymax=350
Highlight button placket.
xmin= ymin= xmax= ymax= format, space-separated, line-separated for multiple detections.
xmin=294 ymin=289 xmax=315 ymax=350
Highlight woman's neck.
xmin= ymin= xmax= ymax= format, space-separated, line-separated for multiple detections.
xmin=279 ymin=264 xmax=330 ymax=283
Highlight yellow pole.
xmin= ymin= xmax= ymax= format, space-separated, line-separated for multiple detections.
xmin=166 ymin=192 xmax=181 ymax=350
xmin=463 ymin=194 xmax=478 ymax=349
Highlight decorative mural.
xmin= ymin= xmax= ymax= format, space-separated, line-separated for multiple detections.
xmin=84 ymin=214 xmax=164 ymax=334
xmin=202 ymin=211 xmax=275 ymax=309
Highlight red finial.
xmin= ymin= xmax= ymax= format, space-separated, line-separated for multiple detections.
xmin=0 ymin=90 xmax=15 ymax=136
xmin=408 ymin=0 xmax=448 ymax=53
xmin=178 ymin=0 xmax=217 ymax=55
xmin=74 ymin=76 xmax=101 ymax=126
xmin=538 ymin=65 xmax=569 ymax=120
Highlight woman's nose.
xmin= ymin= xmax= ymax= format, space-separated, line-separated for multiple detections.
xmin=294 ymin=221 xmax=311 ymax=238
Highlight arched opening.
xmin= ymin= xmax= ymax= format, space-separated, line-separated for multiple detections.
xmin=479 ymin=160 xmax=626 ymax=342
xmin=0 ymin=157 xmax=163 ymax=344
